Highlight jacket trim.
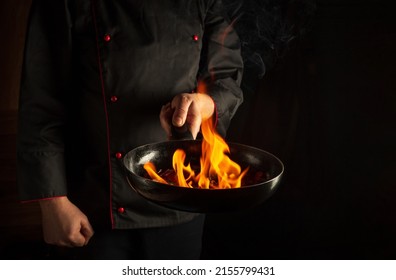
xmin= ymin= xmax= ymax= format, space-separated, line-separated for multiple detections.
xmin=91 ymin=0 xmax=115 ymax=228
xmin=20 ymin=195 xmax=67 ymax=203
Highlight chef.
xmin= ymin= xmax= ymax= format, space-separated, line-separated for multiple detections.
xmin=17 ymin=0 xmax=243 ymax=259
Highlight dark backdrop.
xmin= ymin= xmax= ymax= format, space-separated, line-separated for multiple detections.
xmin=203 ymin=0 xmax=396 ymax=259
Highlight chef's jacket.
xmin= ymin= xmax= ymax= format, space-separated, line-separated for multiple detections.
xmin=17 ymin=0 xmax=244 ymax=229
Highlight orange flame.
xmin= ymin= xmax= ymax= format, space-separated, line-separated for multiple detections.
xmin=143 ymin=162 xmax=168 ymax=184
xmin=144 ymin=116 xmax=248 ymax=189
xmin=172 ymin=149 xmax=195 ymax=188
xmin=196 ymin=118 xmax=248 ymax=189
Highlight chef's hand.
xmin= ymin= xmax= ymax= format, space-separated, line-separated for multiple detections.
xmin=39 ymin=196 xmax=94 ymax=247
xmin=160 ymin=93 xmax=215 ymax=139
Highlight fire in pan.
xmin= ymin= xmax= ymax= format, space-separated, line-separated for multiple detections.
xmin=123 ymin=119 xmax=284 ymax=213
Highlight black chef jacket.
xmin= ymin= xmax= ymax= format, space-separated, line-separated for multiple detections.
xmin=17 ymin=0 xmax=243 ymax=229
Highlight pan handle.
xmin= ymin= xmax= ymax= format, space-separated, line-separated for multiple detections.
xmin=171 ymin=123 xmax=194 ymax=140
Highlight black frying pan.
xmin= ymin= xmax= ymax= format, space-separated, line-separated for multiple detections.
xmin=123 ymin=140 xmax=284 ymax=213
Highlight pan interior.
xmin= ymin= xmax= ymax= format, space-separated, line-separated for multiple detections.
xmin=124 ymin=140 xmax=283 ymax=189
xmin=123 ymin=140 xmax=284 ymax=212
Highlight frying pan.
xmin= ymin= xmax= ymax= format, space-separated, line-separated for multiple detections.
xmin=123 ymin=139 xmax=284 ymax=213
xmin=123 ymin=140 xmax=284 ymax=213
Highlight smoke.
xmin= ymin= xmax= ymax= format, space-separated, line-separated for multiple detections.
xmin=223 ymin=0 xmax=317 ymax=78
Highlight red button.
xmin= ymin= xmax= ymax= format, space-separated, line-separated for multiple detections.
xmin=117 ymin=207 xmax=125 ymax=214
xmin=192 ymin=34 xmax=199 ymax=42
xmin=104 ymin=34 xmax=111 ymax=42
xmin=115 ymin=152 xmax=122 ymax=159
xmin=110 ymin=95 xmax=118 ymax=102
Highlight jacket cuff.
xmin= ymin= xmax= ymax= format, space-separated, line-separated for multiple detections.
xmin=17 ymin=151 xmax=68 ymax=201
xmin=207 ymin=79 xmax=244 ymax=138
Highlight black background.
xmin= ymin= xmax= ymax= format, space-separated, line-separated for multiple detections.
xmin=203 ymin=0 xmax=396 ymax=259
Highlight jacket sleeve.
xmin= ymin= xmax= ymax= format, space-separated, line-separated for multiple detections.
xmin=17 ymin=0 xmax=73 ymax=201
xmin=199 ymin=0 xmax=244 ymax=137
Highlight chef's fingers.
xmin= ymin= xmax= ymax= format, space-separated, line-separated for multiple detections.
xmin=80 ymin=219 xmax=95 ymax=246
xmin=63 ymin=219 xmax=94 ymax=247
xmin=69 ymin=234 xmax=87 ymax=247
xmin=57 ymin=229 xmax=86 ymax=247
xmin=57 ymin=231 xmax=91 ymax=247
xmin=171 ymin=94 xmax=193 ymax=127
xmin=59 ymin=213 xmax=94 ymax=247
